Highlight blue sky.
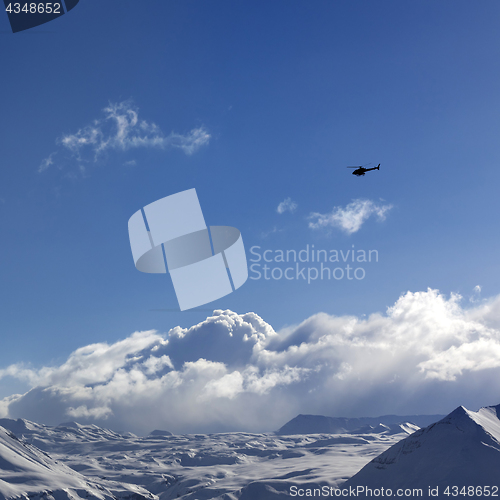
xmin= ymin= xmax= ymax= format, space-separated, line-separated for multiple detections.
xmin=1 ymin=1 xmax=500 ymax=431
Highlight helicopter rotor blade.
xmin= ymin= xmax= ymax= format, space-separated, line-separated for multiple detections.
xmin=347 ymin=166 xmax=362 ymax=168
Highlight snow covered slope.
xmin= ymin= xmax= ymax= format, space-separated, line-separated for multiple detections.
xmin=0 ymin=418 xmax=413 ymax=499
xmin=0 ymin=425 xmax=155 ymax=500
xmin=344 ymin=404 xmax=500 ymax=496
xmin=3 ymin=406 xmax=496 ymax=500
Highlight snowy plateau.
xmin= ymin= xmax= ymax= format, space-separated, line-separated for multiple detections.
xmin=0 ymin=404 xmax=499 ymax=500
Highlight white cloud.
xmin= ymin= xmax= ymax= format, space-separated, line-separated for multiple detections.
xmin=308 ymin=199 xmax=393 ymax=234
xmin=260 ymin=226 xmax=284 ymax=239
xmin=66 ymin=405 xmax=113 ymax=420
xmin=0 ymin=330 xmax=167 ymax=388
xmin=166 ymin=127 xmax=212 ymax=155
xmin=39 ymin=100 xmax=210 ymax=173
xmin=470 ymin=285 xmax=483 ymax=303
xmin=38 ymin=152 xmax=57 ymax=173
xmin=0 ymin=394 xmax=21 ymax=419
xmin=277 ymin=198 xmax=298 ymax=214
xmin=3 ymin=292 xmax=500 ymax=434
xmin=142 ymin=355 xmax=174 ymax=375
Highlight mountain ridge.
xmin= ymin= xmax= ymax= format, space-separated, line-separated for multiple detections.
xmin=0 ymin=424 xmax=155 ymax=500
xmin=343 ymin=403 xmax=500 ymax=496
xmin=277 ymin=413 xmax=445 ymax=435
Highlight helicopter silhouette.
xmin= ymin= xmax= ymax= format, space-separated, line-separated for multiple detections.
xmin=348 ymin=164 xmax=380 ymax=176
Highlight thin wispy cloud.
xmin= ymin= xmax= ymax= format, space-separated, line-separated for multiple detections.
xmin=39 ymin=100 xmax=210 ymax=173
xmin=470 ymin=285 xmax=482 ymax=303
xmin=38 ymin=152 xmax=57 ymax=173
xmin=308 ymin=198 xmax=393 ymax=234
xmin=260 ymin=226 xmax=282 ymax=239
xmin=2 ymin=290 xmax=500 ymax=433
xmin=277 ymin=197 xmax=297 ymax=214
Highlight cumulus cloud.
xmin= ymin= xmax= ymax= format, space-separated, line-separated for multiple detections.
xmin=277 ymin=198 xmax=297 ymax=214
xmin=66 ymin=405 xmax=113 ymax=420
xmin=39 ymin=100 xmax=210 ymax=173
xmin=2 ymin=291 xmax=500 ymax=434
xmin=308 ymin=199 xmax=393 ymax=234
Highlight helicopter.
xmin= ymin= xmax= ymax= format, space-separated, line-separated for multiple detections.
xmin=348 ymin=164 xmax=380 ymax=176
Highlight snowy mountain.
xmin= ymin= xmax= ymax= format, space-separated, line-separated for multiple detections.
xmin=0 ymin=418 xmax=412 ymax=499
xmin=277 ymin=413 xmax=443 ymax=435
xmin=1 ymin=405 xmax=496 ymax=500
xmin=0 ymin=418 xmax=137 ymax=455
xmin=0 ymin=425 xmax=154 ymax=500
xmin=148 ymin=430 xmax=173 ymax=437
xmin=344 ymin=404 xmax=500 ymax=497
